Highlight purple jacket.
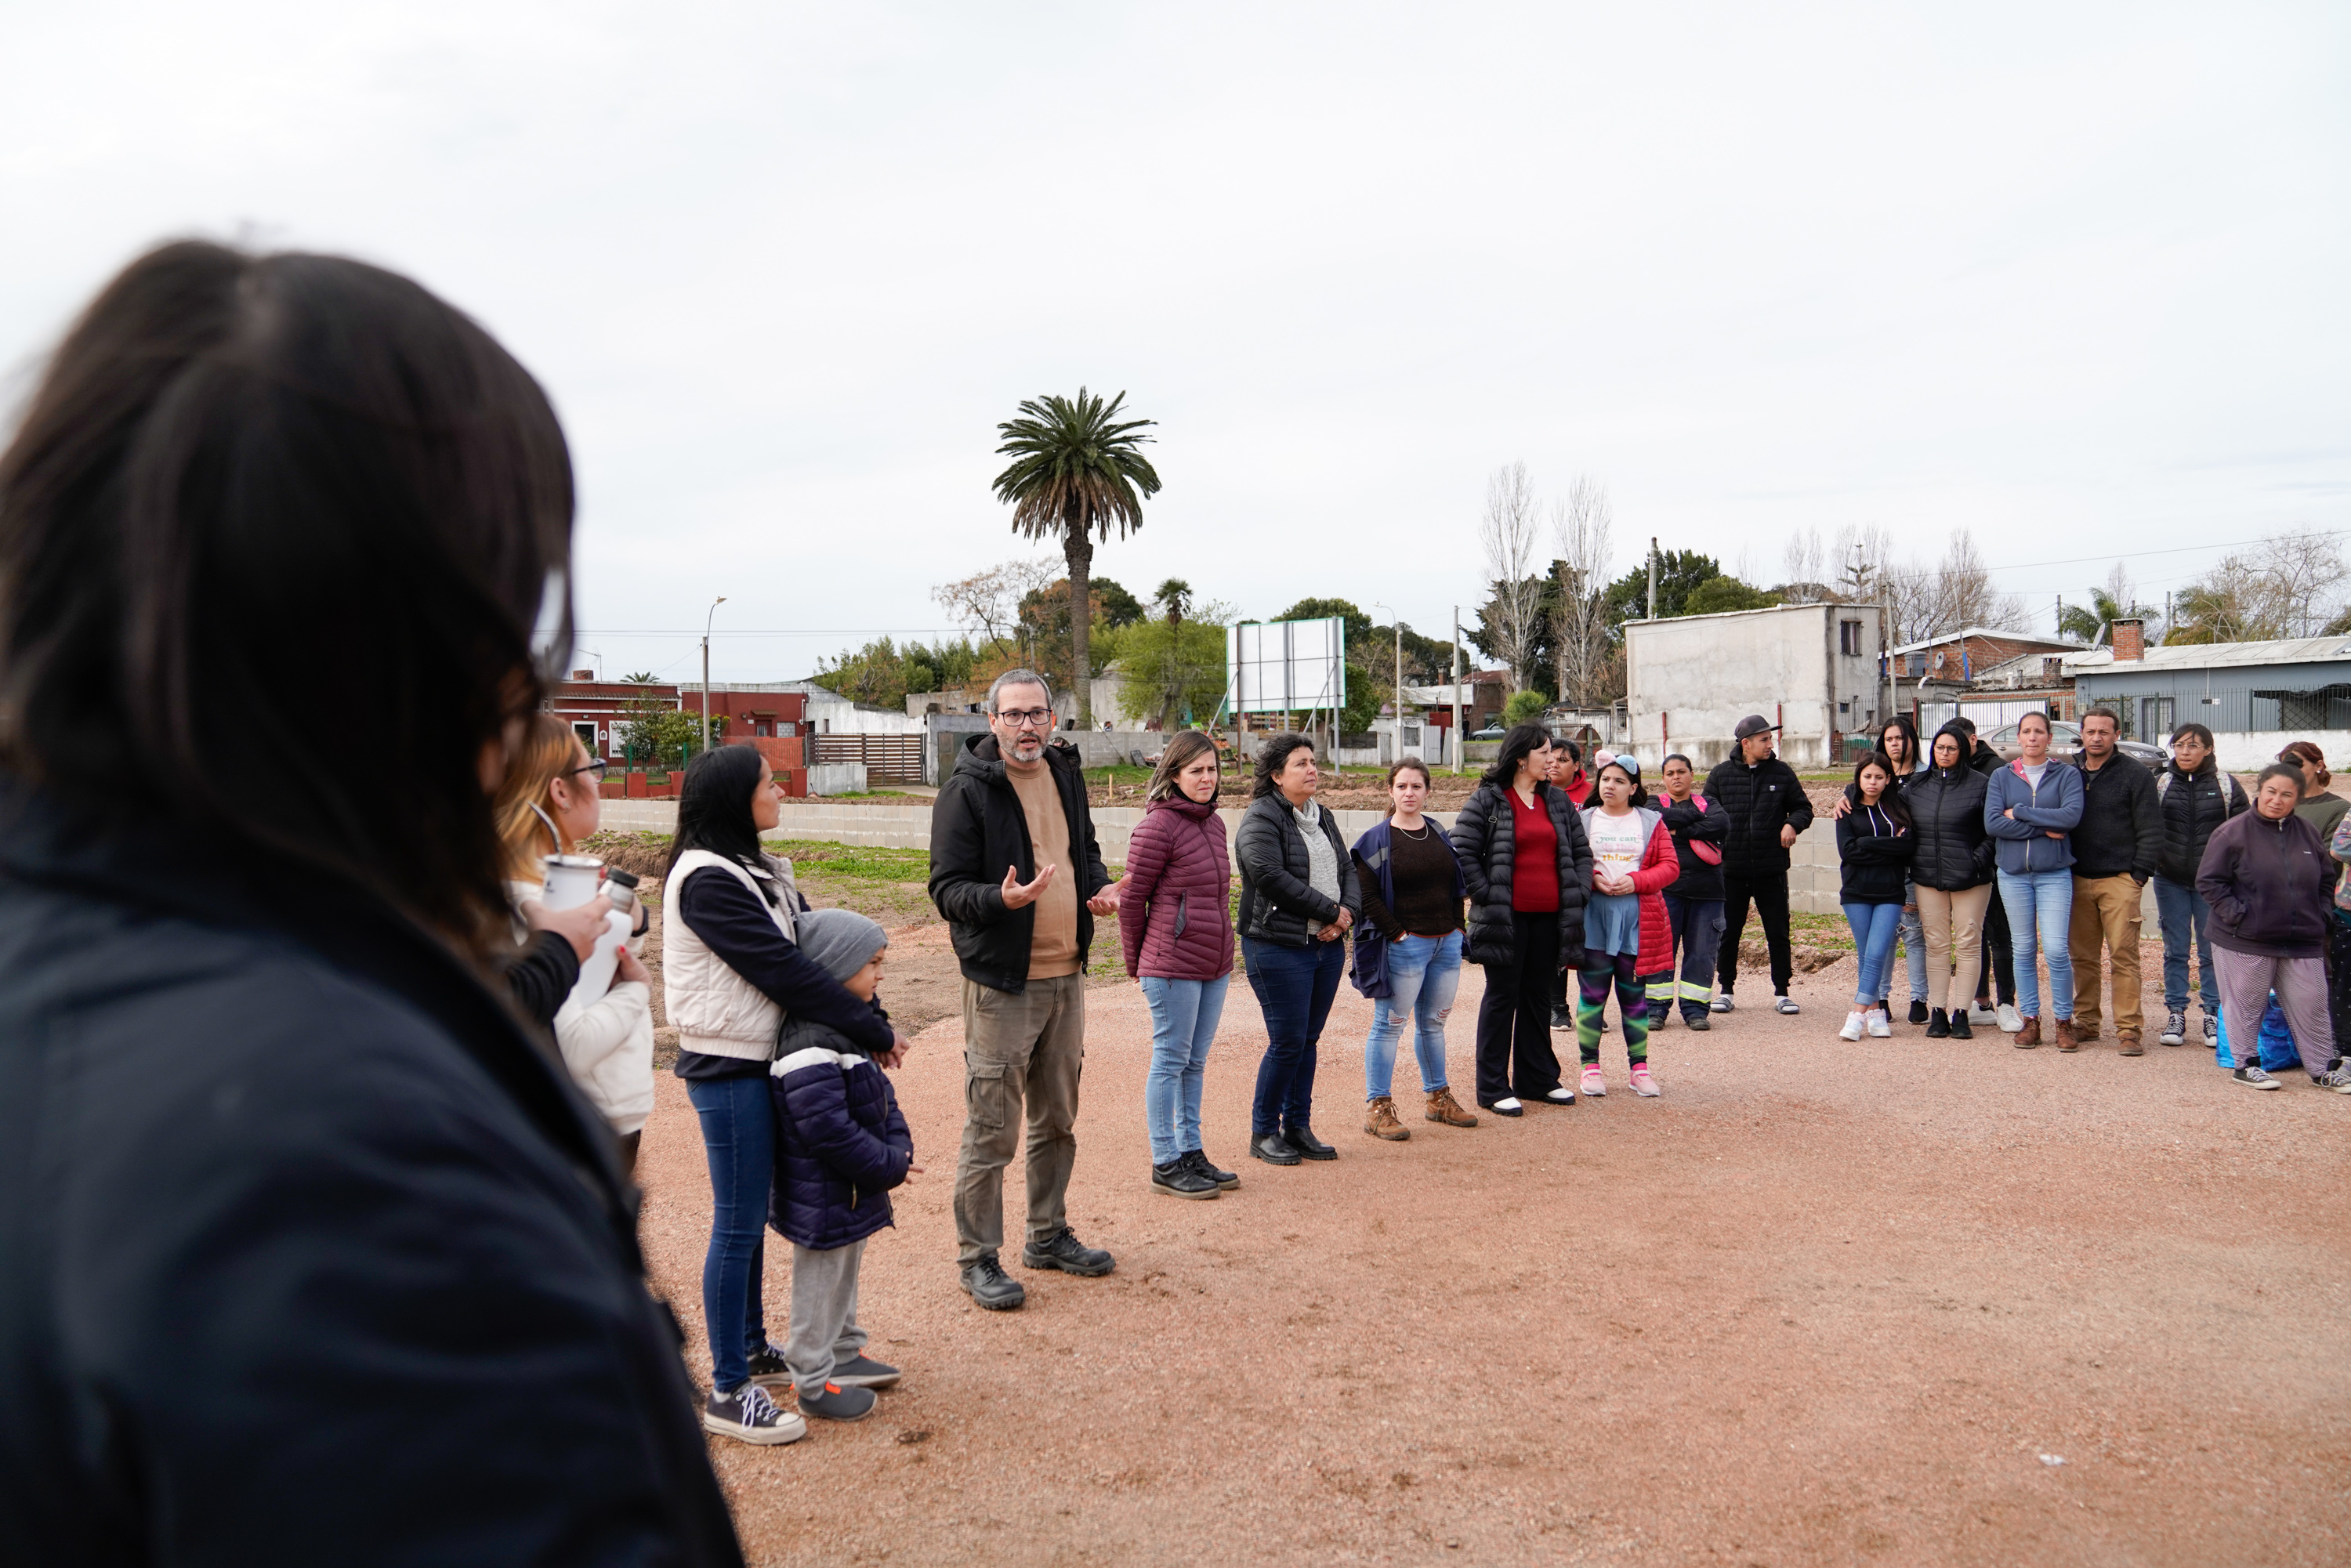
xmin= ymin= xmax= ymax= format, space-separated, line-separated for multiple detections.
xmin=2197 ymin=809 xmax=2332 ymax=959
xmin=1119 ymin=796 xmax=1234 ymax=981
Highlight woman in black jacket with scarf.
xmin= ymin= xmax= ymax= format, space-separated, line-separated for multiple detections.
xmin=1449 ymin=724 xmax=1594 ymax=1116
xmin=1234 ymin=733 xmax=1363 ymax=1166
xmin=1906 ymin=724 xmax=1996 ymax=1038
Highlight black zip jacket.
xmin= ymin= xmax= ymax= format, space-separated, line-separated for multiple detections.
xmin=1904 ymin=765 xmax=1994 ymax=892
xmin=0 ymin=784 xmax=742 ymax=1566
xmin=1701 ymin=755 xmax=1815 ymax=876
xmin=1450 ymin=780 xmax=1592 ymax=969
xmin=1837 ymin=802 xmax=1915 ymax=904
xmin=1233 ymin=794 xmax=1363 ymax=948
xmin=2198 ymin=809 xmax=2332 ymax=958
xmin=2067 ymin=750 xmax=2162 ymax=882
xmin=928 ymin=733 xmax=1110 ymax=993
xmin=2154 ymin=760 xmax=2248 ymax=885
xmin=1659 ymin=792 xmax=1730 ymax=900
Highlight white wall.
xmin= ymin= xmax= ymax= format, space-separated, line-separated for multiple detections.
xmin=1625 ymin=603 xmax=1884 ymax=772
xmin=2211 ymin=730 xmax=2351 ymax=773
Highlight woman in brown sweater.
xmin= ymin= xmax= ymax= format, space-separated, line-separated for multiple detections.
xmin=1349 ymin=761 xmax=1479 ymax=1139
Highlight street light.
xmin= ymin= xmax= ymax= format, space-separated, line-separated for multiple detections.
xmin=701 ymin=596 xmax=727 ymax=754
xmin=1371 ymin=602 xmax=1404 ymax=764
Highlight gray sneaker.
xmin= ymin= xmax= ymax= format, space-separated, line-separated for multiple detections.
xmin=2159 ymin=1010 xmax=2186 ymax=1047
xmin=2204 ymin=1013 xmax=2219 ymax=1046
xmin=704 ymin=1382 xmax=807 ymax=1445
xmin=2233 ymin=1064 xmax=2281 ymax=1090
xmin=828 ymin=1353 xmax=902 ymax=1389
xmin=2311 ymin=1066 xmax=2351 ymax=1093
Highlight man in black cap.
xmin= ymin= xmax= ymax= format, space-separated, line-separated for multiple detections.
xmin=1706 ymin=715 xmax=1813 ymax=1016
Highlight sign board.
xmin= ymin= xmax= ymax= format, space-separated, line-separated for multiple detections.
xmin=1227 ymin=618 xmax=1347 ymax=715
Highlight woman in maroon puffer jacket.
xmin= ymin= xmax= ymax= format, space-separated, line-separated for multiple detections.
xmin=1121 ymin=730 xmax=1241 ymax=1199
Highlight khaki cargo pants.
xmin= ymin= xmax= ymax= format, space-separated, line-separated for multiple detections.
xmin=953 ymin=973 xmax=1085 ymax=1268
xmin=2070 ymin=873 xmax=2145 ymax=1038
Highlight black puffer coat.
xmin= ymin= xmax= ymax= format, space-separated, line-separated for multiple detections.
xmin=1701 ymin=755 xmax=1814 ymax=876
xmin=1902 ymin=764 xmax=1994 ymax=892
xmin=1661 ymin=791 xmax=1731 ymax=900
xmin=2154 ymin=760 xmax=2248 ymax=886
xmin=1234 ymin=794 xmax=1362 ymax=948
xmin=770 ymin=1013 xmax=913 ymax=1251
xmin=1450 ymin=780 xmax=1592 ymax=969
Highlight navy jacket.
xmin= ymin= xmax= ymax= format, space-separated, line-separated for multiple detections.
xmin=0 ymin=785 xmax=741 ymax=1566
xmin=769 ymin=1014 xmax=913 ymax=1251
xmin=1347 ymin=816 xmax=1467 ymax=998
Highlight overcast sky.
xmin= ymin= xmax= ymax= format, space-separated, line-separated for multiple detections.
xmin=4 ymin=2 xmax=2344 ymax=682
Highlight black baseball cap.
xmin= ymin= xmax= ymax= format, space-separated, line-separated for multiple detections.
xmin=1733 ymin=715 xmax=1780 ymax=741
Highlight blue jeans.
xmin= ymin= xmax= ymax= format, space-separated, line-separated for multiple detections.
xmin=1997 ymin=867 xmax=2076 ymax=1020
xmin=1842 ymin=901 xmax=1906 ymax=1008
xmin=1661 ymin=896 xmax=1726 ymax=1020
xmin=2153 ymin=875 xmax=2216 ymax=1016
xmin=686 ymin=1074 xmax=774 ymax=1392
xmin=1364 ymin=932 xmax=1463 ymax=1099
xmin=1244 ymin=936 xmax=1347 ymax=1136
xmin=1899 ymin=893 xmax=1927 ymax=1004
xmin=1140 ymin=974 xmax=1230 ymax=1165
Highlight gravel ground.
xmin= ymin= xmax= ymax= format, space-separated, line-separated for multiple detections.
xmin=635 ymin=941 xmax=2351 ymax=1567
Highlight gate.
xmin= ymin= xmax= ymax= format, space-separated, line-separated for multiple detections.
xmin=812 ymin=732 xmax=926 ymax=784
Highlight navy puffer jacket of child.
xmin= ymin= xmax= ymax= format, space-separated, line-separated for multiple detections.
xmin=769 ymin=1012 xmax=913 ymax=1249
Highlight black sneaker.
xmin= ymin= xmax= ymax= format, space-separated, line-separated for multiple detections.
xmin=1023 ymin=1228 xmax=1116 ymax=1276
xmin=1549 ymin=1004 xmax=1572 ymax=1030
xmin=799 ymin=1381 xmax=878 ymax=1421
xmin=1250 ymin=1132 xmax=1302 ymax=1165
xmin=1925 ymin=1008 xmax=1951 ymax=1038
xmin=1283 ymin=1125 xmax=1338 ymax=1161
xmin=1183 ymin=1149 xmax=1240 ymax=1190
xmin=704 ymin=1382 xmax=806 ymax=1445
xmin=1682 ymin=1012 xmax=1711 ymax=1032
xmin=828 ymin=1353 xmax=901 ymax=1389
xmin=1948 ymin=1009 xmax=1972 ymax=1040
xmin=1908 ymin=1000 xmax=1930 ymax=1025
xmin=1151 ymin=1158 xmax=1221 ymax=1198
xmin=743 ymin=1341 xmax=793 ymax=1389
xmin=959 ymin=1253 xmax=1027 ymax=1311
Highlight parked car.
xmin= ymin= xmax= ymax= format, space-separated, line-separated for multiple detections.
xmin=1467 ymin=722 xmax=1509 ymax=741
xmin=1982 ymin=718 xmax=2165 ymax=768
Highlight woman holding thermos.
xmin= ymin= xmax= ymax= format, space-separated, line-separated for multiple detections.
xmin=1451 ymin=723 xmax=1594 ymax=1116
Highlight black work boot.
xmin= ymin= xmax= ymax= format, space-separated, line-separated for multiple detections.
xmin=1183 ymin=1148 xmax=1241 ymax=1190
xmin=1251 ymin=1132 xmax=1302 ymax=1165
xmin=959 ymin=1252 xmax=1026 ymax=1311
xmin=1023 ymin=1228 xmax=1115 ymax=1276
xmin=1283 ymin=1124 xmax=1338 ymax=1161
xmin=1150 ymin=1158 xmax=1221 ymax=1199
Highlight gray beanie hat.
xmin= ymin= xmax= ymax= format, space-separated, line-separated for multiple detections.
xmin=795 ymin=907 xmax=888 ymax=983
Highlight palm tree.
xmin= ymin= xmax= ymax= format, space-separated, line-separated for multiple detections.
xmin=991 ymin=388 xmax=1161 ymax=727
xmin=2056 ymin=583 xmax=2157 ymax=645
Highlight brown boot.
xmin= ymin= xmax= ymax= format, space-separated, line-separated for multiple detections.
xmin=2117 ymin=1030 xmax=2143 ymax=1056
xmin=2055 ymin=1019 xmax=2079 ymax=1052
xmin=2014 ymin=1015 xmax=2042 ymax=1049
xmin=1364 ymin=1095 xmax=1411 ymax=1141
xmin=1424 ymin=1087 xmax=1479 ymax=1128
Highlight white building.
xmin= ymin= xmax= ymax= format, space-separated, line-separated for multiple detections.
xmin=768 ymin=681 xmax=926 ymax=736
xmin=1624 ymin=601 xmax=1886 ymax=771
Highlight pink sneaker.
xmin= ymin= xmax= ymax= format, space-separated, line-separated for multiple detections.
xmin=1629 ymin=1063 xmax=1659 ymax=1097
xmin=1580 ymin=1065 xmax=1606 ymax=1098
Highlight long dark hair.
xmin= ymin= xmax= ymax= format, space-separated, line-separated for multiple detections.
xmin=1878 ymin=715 xmax=1921 ymax=775
xmin=1251 ymin=732 xmax=1314 ymax=799
xmin=0 ymin=241 xmax=572 ymax=955
xmin=1929 ymin=722 xmax=1972 ymax=775
xmin=1481 ymin=723 xmax=1553 ymax=790
xmin=669 ymin=744 xmax=771 ymax=877
xmin=1596 ymin=757 xmax=1649 ymax=809
xmin=1851 ymin=750 xmax=1912 ymax=829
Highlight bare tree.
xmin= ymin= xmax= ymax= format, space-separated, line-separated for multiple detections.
xmin=2255 ymin=527 xmax=2349 ymax=636
xmin=1480 ymin=462 xmax=1545 ymax=691
xmin=1781 ymin=528 xmax=1826 ymax=602
xmin=931 ymin=557 xmax=1056 ymax=662
xmin=1929 ymin=529 xmax=2026 ymax=634
xmin=1550 ymin=474 xmax=1615 ymax=708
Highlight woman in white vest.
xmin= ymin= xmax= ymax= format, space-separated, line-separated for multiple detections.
xmin=664 ymin=744 xmax=907 ymax=1447
xmin=495 ymin=714 xmax=654 ymax=1174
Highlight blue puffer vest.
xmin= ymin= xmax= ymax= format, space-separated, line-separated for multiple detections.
xmin=768 ymin=1012 xmax=913 ymax=1250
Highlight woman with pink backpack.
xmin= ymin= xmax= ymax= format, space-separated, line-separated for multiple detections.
xmin=1654 ymin=755 xmax=1731 ymax=1030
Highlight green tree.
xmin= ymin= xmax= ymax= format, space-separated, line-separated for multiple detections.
xmin=992 ymin=388 xmax=1161 ymax=727
xmin=618 ymin=695 xmax=710 ymax=770
xmin=1115 ymin=607 xmax=1233 ymax=730
xmin=1683 ymin=575 xmax=1781 ymax=616
xmin=1273 ymin=598 xmax=1385 ymax=733
xmin=2056 ymin=582 xmax=2157 ymax=643
xmin=1603 ymin=549 xmax=1722 ymax=626
xmin=1502 ymin=689 xmax=1549 ymax=727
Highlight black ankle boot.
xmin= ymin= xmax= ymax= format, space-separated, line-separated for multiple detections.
xmin=1925 ymin=1008 xmax=1951 ymax=1038
xmin=1948 ymin=1008 xmax=1973 ymax=1040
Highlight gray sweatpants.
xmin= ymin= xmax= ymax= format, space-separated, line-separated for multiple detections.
xmin=786 ymin=1237 xmax=868 ymax=1399
xmin=2213 ymin=947 xmax=2339 ymax=1078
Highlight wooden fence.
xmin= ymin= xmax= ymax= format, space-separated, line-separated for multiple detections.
xmin=812 ymin=732 xmax=926 ymax=784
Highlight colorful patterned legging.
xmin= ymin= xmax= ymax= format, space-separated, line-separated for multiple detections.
xmin=1578 ymin=953 xmax=1665 ymax=1066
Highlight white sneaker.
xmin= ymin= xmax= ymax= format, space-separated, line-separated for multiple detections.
xmin=1968 ymin=1001 xmax=1997 ymax=1025
xmin=2312 ymin=1066 xmax=2351 ymax=1093
xmin=2233 ymin=1065 xmax=2280 ymax=1090
xmin=1997 ymin=1004 xmax=2023 ymax=1034
xmin=1839 ymin=1010 xmax=1866 ymax=1041
xmin=1865 ymin=1008 xmax=1892 ymax=1038
xmin=1542 ymin=1086 xmax=1576 ymax=1103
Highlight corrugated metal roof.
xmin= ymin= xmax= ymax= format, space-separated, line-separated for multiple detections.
xmin=2066 ymin=636 xmax=2351 ymax=676
xmin=1886 ymin=626 xmax=2081 ymax=657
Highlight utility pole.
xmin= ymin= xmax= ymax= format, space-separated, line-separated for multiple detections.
xmin=1451 ymin=606 xmax=1463 ymax=773
xmin=1647 ymin=537 xmax=1658 ymax=621
xmin=2164 ymin=589 xmax=2173 ymax=644
xmin=701 ymin=596 xmax=727 ymax=754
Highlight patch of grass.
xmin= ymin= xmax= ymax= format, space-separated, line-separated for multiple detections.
xmin=781 ymin=842 xmax=933 ymax=882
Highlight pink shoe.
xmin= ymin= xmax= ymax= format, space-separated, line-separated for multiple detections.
xmin=1580 ymin=1065 xmax=1606 ymax=1098
xmin=1629 ymin=1063 xmax=1659 ymax=1097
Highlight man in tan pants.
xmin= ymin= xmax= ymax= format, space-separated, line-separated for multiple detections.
xmin=2067 ymin=709 xmax=2163 ymax=1053
xmin=928 ymin=671 xmax=1119 ymax=1311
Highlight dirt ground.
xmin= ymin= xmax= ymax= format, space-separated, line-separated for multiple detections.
xmin=634 ymin=931 xmax=2351 ymax=1567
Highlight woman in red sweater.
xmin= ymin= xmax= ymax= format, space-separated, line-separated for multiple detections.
xmin=1575 ymin=758 xmax=1679 ymax=1098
